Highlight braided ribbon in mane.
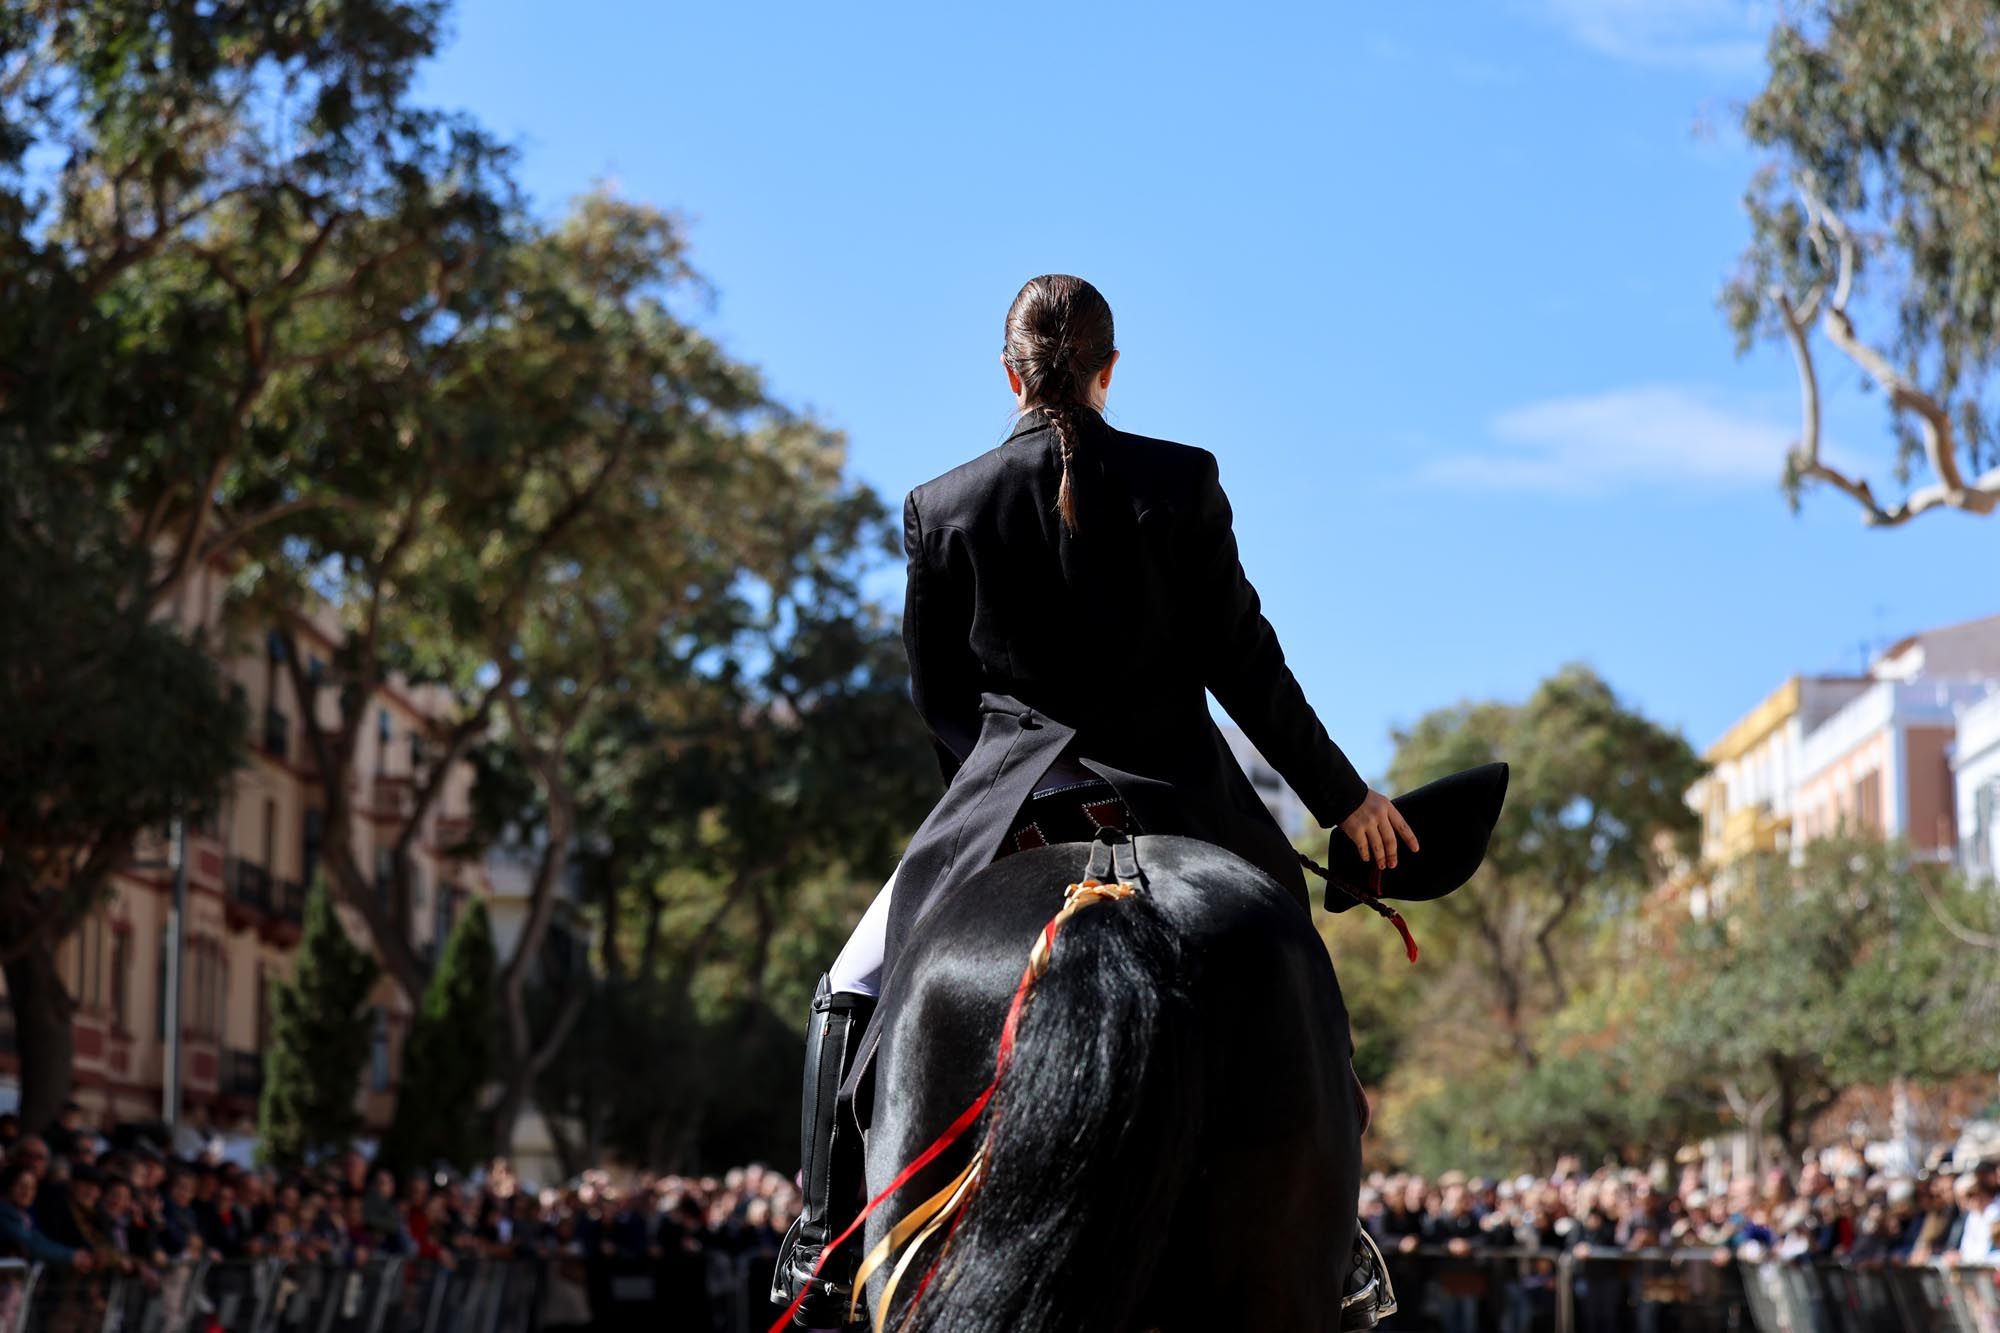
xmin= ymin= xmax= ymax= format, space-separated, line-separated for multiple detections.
xmin=766 ymin=877 xmax=1138 ymax=1333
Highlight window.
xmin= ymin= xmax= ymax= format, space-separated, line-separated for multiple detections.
xmin=255 ymin=964 xmax=271 ymax=1051
xmin=188 ymin=942 xmax=202 ymax=1038
xmin=369 ymin=1008 xmax=391 ymax=1092
xmin=1854 ymin=770 xmax=1884 ymax=836
xmin=302 ymin=809 xmax=323 ymax=889
xmin=263 ymin=798 xmax=278 ymax=869
xmin=110 ymin=932 xmax=129 ymax=1032
xmin=266 ymin=630 xmax=286 ymax=662
xmin=307 ymin=655 xmax=325 ymax=685
xmin=374 ymin=849 xmax=392 ymax=905
xmin=193 ymin=940 xmax=211 ymax=1032
xmin=433 ymin=884 xmax=457 ymax=956
xmin=156 ymin=927 xmax=170 ymax=1041
xmin=82 ymin=916 xmax=104 ymax=1010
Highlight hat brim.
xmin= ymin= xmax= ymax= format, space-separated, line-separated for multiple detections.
xmin=1322 ymin=762 xmax=1508 ymax=913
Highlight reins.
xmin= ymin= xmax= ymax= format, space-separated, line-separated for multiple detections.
xmin=1298 ymin=853 xmax=1420 ymax=964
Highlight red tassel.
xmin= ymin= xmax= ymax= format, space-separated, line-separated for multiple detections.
xmin=1388 ymin=911 xmax=1419 ymax=963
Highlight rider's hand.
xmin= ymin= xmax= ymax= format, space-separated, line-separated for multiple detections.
xmin=1339 ymin=790 xmax=1419 ymax=870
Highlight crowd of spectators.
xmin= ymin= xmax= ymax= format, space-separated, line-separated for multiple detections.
xmin=1361 ymin=1151 xmax=2000 ymax=1269
xmin=2 ymin=1096 xmax=1995 ymax=1331
xmin=0 ymin=1101 xmax=806 ymax=1328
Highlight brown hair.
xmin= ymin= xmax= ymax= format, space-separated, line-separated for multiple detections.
xmin=1003 ymin=275 xmax=1117 ymax=531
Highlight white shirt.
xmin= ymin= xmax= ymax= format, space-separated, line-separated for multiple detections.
xmin=1960 ymin=1199 xmax=1999 ymax=1265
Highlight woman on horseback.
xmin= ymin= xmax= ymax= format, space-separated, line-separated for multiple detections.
xmin=774 ymin=274 xmax=1415 ymax=1328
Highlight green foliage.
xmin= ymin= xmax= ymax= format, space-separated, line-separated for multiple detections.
xmin=0 ymin=449 xmax=245 ymax=1121
xmin=0 ymin=451 xmax=246 ymax=930
xmin=534 ymin=978 xmax=805 ymax=1173
xmin=379 ymin=900 xmax=497 ymax=1175
xmin=1343 ymin=666 xmax=1705 ymax=1168
xmin=1381 ymin=665 xmax=1703 ymax=1056
xmin=1643 ymin=840 xmax=2000 ymax=1160
xmin=2 ymin=0 xmax=919 ymax=1162
xmin=1727 ymin=0 xmax=2000 ymax=502
xmin=259 ymin=879 xmax=381 ymax=1170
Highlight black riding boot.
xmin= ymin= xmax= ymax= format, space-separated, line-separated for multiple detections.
xmin=1341 ymin=1228 xmax=1398 ymax=1330
xmin=772 ymin=975 xmax=875 ymax=1327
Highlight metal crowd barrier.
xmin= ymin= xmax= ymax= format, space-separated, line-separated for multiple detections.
xmin=1375 ymin=1244 xmax=1999 ymax=1333
xmin=0 ymin=1248 xmax=1987 ymax=1333
xmin=0 ymin=1257 xmax=550 ymax=1333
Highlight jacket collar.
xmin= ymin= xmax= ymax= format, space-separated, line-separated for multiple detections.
xmin=1003 ymin=405 xmax=1110 ymax=446
xmin=1003 ymin=408 xmax=1051 ymax=444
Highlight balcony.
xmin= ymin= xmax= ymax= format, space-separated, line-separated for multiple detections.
xmin=372 ymin=775 xmax=413 ymax=818
xmin=261 ymin=706 xmax=289 ymax=760
xmin=272 ymin=878 xmax=306 ymax=927
xmin=224 ymin=1048 xmax=263 ymax=1101
xmin=226 ymin=859 xmax=273 ymax=914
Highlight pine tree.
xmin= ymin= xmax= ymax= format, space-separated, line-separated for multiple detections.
xmin=258 ymin=879 xmax=380 ymax=1170
xmin=379 ymin=900 xmax=497 ymax=1175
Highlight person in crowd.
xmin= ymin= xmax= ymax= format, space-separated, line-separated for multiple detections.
xmin=0 ymin=1163 xmax=93 ymax=1272
xmin=10 ymin=1137 xmax=50 ymax=1181
xmin=35 ymin=1162 xmax=113 ymax=1263
xmin=42 ymin=1103 xmax=86 ymax=1162
xmin=155 ymin=1169 xmax=203 ymax=1261
xmin=360 ymin=1167 xmax=405 ymax=1253
xmin=1952 ymin=1172 xmax=1999 ymax=1266
xmin=1422 ymin=1178 xmax=1492 ymax=1333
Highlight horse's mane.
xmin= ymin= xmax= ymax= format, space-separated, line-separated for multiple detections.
xmin=897 ymin=870 xmax=1204 ymax=1333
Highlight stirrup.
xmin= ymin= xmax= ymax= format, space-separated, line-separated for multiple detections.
xmin=1340 ymin=1228 xmax=1398 ymax=1326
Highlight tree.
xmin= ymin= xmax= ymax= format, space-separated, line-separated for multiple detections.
xmin=517 ymin=504 xmax=936 ymax=1170
xmin=1 ymin=0 xmax=515 ymax=607
xmin=1 ymin=0 xmax=503 ymax=1119
xmin=379 ymin=900 xmax=496 ymax=1175
xmin=1380 ymin=665 xmax=1703 ymax=1069
xmin=1646 ymin=840 xmax=2000 ymax=1167
xmin=259 ymin=879 xmax=381 ymax=1170
xmin=0 ymin=451 xmax=244 ymax=1126
xmin=1728 ymin=0 xmax=2000 ymax=525
xmin=4 ymin=0 xmax=912 ymax=1164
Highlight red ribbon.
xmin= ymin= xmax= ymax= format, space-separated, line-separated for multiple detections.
xmin=767 ymin=904 xmax=1086 ymax=1333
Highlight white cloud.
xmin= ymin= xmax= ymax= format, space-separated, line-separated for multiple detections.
xmin=1541 ymin=0 xmax=1772 ymax=76
xmin=1418 ymin=385 xmax=1800 ymax=495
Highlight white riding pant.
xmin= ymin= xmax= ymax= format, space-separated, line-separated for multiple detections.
xmin=827 ymin=866 xmax=896 ymax=999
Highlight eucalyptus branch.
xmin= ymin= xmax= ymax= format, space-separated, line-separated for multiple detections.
xmin=1779 ymin=179 xmax=2000 ymax=525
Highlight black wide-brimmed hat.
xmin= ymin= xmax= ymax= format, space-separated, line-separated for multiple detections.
xmin=1317 ymin=762 xmax=1509 ymax=914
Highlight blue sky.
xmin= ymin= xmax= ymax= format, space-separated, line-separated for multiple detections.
xmin=421 ymin=0 xmax=1996 ymax=783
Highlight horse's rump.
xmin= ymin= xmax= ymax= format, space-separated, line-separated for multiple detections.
xmin=863 ymin=835 xmax=1359 ymax=1333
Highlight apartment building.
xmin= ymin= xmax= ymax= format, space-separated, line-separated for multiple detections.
xmin=1955 ymin=689 xmax=2000 ymax=883
xmin=1688 ymin=612 xmax=2000 ymax=871
xmin=1686 ymin=675 xmax=1870 ymax=865
xmin=12 ymin=558 xmax=495 ymax=1135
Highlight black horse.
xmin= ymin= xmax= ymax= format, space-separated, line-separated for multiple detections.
xmin=855 ymin=834 xmax=1359 ymax=1333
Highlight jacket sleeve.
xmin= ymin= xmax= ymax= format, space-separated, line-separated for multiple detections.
xmin=1186 ymin=451 xmax=1369 ymax=828
xmin=0 ymin=1211 xmax=76 ymax=1266
xmin=903 ymin=490 xmax=982 ymax=785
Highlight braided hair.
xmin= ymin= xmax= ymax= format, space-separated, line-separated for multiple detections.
xmin=1002 ymin=275 xmax=1117 ymax=532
